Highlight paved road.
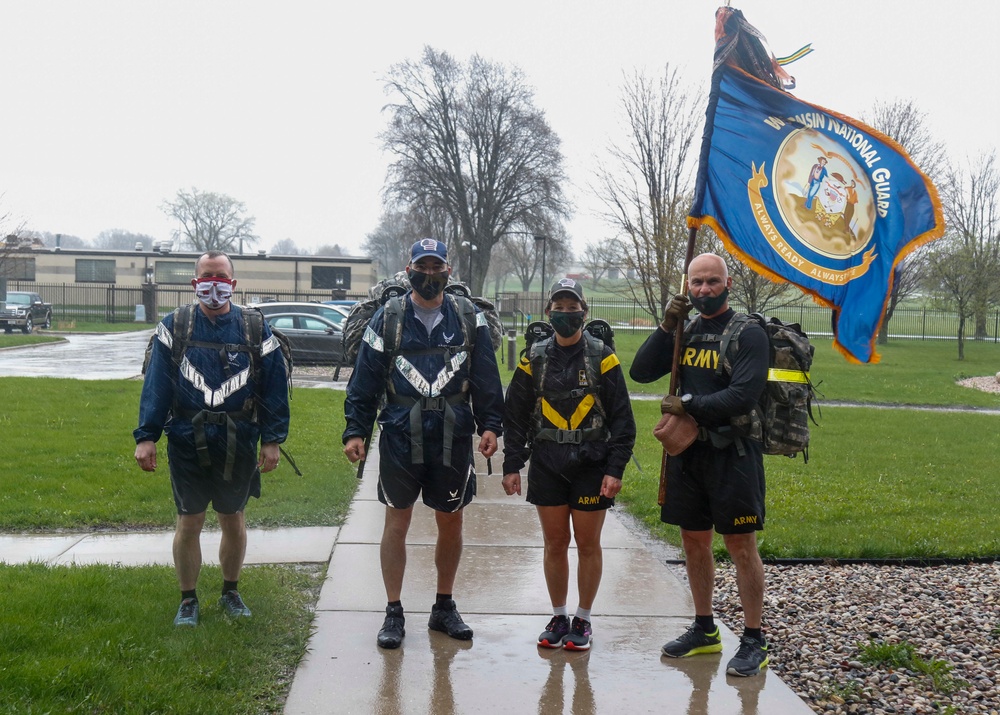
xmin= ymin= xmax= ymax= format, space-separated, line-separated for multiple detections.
xmin=0 ymin=330 xmax=152 ymax=380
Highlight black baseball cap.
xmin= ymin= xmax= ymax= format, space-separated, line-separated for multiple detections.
xmin=548 ymin=278 xmax=585 ymax=302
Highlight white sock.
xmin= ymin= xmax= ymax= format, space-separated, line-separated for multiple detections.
xmin=553 ymin=605 xmax=568 ymax=617
xmin=575 ymin=607 xmax=592 ymax=622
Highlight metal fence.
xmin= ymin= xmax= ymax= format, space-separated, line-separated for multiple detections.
xmin=8 ymin=280 xmax=1000 ymax=342
xmin=5 ymin=282 xmax=369 ymax=323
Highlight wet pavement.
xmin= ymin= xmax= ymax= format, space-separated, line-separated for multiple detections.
xmin=282 ymin=442 xmax=812 ymax=715
xmin=0 ymin=330 xmax=151 ymax=379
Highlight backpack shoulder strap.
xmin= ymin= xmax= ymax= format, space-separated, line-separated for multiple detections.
xmin=528 ymin=336 xmax=552 ymax=393
xmin=450 ymin=294 xmax=478 ymax=350
xmin=716 ymin=313 xmax=753 ymax=376
xmin=171 ymin=304 xmax=195 ymax=366
xmin=383 ymin=295 xmax=405 ymax=360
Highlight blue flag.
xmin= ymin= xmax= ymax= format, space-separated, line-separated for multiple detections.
xmin=689 ymin=65 xmax=944 ymax=363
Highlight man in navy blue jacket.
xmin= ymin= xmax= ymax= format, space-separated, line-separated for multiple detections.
xmin=135 ymin=251 xmax=289 ymax=628
xmin=343 ymin=239 xmax=503 ymax=649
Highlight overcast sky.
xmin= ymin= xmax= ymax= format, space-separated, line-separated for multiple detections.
xmin=1 ymin=0 xmax=996 ymax=259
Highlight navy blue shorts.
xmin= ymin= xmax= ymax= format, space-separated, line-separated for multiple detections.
xmin=377 ymin=431 xmax=475 ymax=512
xmin=660 ymin=438 xmax=765 ymax=534
xmin=167 ymin=437 xmax=261 ymax=515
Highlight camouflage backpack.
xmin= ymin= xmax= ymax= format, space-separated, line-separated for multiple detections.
xmin=686 ymin=312 xmax=818 ymax=461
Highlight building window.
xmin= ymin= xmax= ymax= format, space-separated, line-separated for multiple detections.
xmin=75 ymin=259 xmax=116 ymax=283
xmin=312 ymin=266 xmax=351 ymax=290
xmin=3 ymin=256 xmax=36 ymax=280
xmin=155 ymin=261 xmax=197 ymax=284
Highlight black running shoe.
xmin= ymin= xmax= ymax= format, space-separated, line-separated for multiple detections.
xmin=726 ymin=635 xmax=769 ymax=676
xmin=537 ymin=615 xmax=570 ymax=648
xmin=661 ymin=623 xmax=723 ymax=658
xmin=563 ymin=617 xmax=592 ymax=651
xmin=428 ymin=599 xmax=473 ymax=640
xmin=377 ymin=604 xmax=405 ymax=649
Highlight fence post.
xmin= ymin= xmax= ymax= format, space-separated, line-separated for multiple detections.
xmin=506 ymin=329 xmax=517 ymax=371
xmin=922 ymin=307 xmax=926 ymax=340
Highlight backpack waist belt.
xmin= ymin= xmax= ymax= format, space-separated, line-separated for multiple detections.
xmin=388 ymin=392 xmax=469 ymax=467
xmin=694 ymin=425 xmax=747 ymax=455
xmin=534 ymin=427 xmax=606 ymax=445
xmin=176 ymin=408 xmax=254 ymax=481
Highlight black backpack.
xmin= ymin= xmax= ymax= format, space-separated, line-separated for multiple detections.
xmin=686 ymin=312 xmax=818 ymax=461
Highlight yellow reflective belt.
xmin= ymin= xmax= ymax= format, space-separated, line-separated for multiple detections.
xmin=768 ymin=368 xmax=809 ymax=384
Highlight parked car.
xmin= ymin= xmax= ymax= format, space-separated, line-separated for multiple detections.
xmin=250 ymin=300 xmax=350 ymax=328
xmin=264 ymin=313 xmax=343 ymax=366
xmin=1 ymin=291 xmax=53 ymax=333
xmin=322 ymin=299 xmax=359 ymax=309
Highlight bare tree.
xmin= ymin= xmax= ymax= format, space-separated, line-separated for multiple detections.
xmin=700 ymin=229 xmax=800 ymax=314
xmin=93 ymin=229 xmax=155 ymax=251
xmin=938 ymin=152 xmax=1000 ymax=342
xmin=381 ymin=46 xmax=569 ymax=295
xmin=162 ymin=188 xmax=257 ymax=253
xmin=28 ymin=231 xmax=87 ymax=249
xmin=497 ymin=231 xmax=571 ymax=293
xmin=594 ymin=65 xmax=704 ymax=320
xmin=579 ymin=239 xmax=622 ymax=289
xmin=314 ymin=244 xmax=347 ymax=257
xmin=266 ymin=238 xmax=303 ymax=255
xmin=925 ymin=237 xmax=981 ymax=360
xmin=862 ymin=99 xmax=948 ymax=343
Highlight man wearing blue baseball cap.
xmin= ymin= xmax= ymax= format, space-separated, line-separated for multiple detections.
xmin=343 ymin=238 xmax=504 ymax=649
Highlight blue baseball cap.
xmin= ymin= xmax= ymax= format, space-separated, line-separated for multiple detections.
xmin=410 ymin=239 xmax=448 ymax=264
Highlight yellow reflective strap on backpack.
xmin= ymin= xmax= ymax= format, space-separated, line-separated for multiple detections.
xmin=768 ymin=368 xmax=809 ymax=384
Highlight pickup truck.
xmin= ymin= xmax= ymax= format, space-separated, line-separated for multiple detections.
xmin=0 ymin=291 xmax=53 ymax=333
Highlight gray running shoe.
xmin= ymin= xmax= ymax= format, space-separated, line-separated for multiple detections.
xmin=537 ymin=615 xmax=570 ymax=648
xmin=173 ymin=598 xmax=199 ymax=627
xmin=661 ymin=623 xmax=723 ymax=657
xmin=219 ymin=590 xmax=252 ymax=619
xmin=726 ymin=635 xmax=769 ymax=677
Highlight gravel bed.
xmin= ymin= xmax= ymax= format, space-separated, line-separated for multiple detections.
xmin=711 ymin=562 xmax=1000 ymax=714
xmin=957 ymin=375 xmax=1000 ymax=394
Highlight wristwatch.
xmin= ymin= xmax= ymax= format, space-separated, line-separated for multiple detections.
xmin=680 ymin=393 xmax=693 ymax=407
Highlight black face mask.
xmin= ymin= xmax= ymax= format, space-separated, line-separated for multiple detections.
xmin=689 ymin=287 xmax=729 ymax=316
xmin=409 ymin=270 xmax=449 ymax=300
xmin=549 ymin=311 xmax=586 ymax=338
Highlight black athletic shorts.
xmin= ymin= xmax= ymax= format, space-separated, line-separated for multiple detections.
xmin=526 ymin=456 xmax=614 ymax=512
xmin=377 ymin=431 xmax=476 ymax=512
xmin=660 ymin=437 xmax=765 ymax=534
xmin=167 ymin=436 xmax=261 ymax=515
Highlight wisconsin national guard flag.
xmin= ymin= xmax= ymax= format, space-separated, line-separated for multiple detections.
xmin=689 ymin=64 xmax=944 ymax=363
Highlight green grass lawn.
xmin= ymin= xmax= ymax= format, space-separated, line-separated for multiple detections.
xmin=0 ymin=334 xmax=64 ymax=348
xmin=0 ymin=563 xmax=321 ymax=715
xmin=620 ymin=400 xmax=1000 ymax=559
xmin=0 ymin=379 xmax=356 ymax=530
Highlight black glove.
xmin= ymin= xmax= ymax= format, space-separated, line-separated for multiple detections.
xmin=660 ymin=294 xmax=693 ymax=332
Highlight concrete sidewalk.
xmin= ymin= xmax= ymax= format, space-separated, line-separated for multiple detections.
xmin=282 ymin=442 xmax=812 ymax=715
